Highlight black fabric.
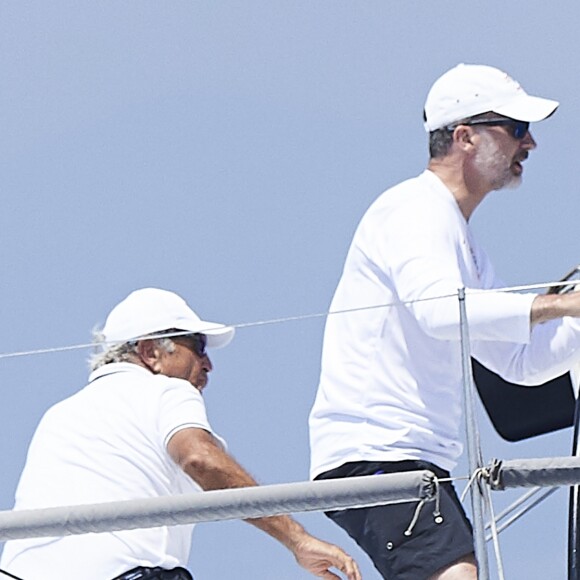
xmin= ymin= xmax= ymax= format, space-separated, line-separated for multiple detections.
xmin=316 ymin=460 xmax=474 ymax=580
xmin=473 ymin=359 xmax=575 ymax=441
xmin=111 ymin=566 xmax=193 ymax=580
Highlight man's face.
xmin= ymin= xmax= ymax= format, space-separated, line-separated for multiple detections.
xmin=155 ymin=334 xmax=213 ymax=392
xmin=472 ymin=120 xmax=536 ymax=191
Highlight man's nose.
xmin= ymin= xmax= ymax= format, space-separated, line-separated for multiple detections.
xmin=521 ymin=130 xmax=537 ymax=150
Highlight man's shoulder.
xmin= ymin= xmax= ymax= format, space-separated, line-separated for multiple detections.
xmin=86 ymin=363 xmax=198 ymax=399
xmin=364 ymin=171 xmax=447 ymax=218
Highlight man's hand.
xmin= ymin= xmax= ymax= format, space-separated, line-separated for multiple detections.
xmin=291 ymin=534 xmax=362 ymax=580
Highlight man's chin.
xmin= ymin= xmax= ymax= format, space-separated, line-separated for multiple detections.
xmin=495 ymin=174 xmax=522 ymax=191
xmin=193 ymin=383 xmax=205 ymax=394
xmin=503 ymin=174 xmax=522 ymax=190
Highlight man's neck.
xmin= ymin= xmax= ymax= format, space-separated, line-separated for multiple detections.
xmin=427 ymin=158 xmax=489 ymax=221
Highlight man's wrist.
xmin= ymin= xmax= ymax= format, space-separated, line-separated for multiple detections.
xmin=531 ymin=292 xmax=580 ymax=326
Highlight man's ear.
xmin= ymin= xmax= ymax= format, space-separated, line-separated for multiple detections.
xmin=137 ymin=339 xmax=162 ymax=373
xmin=453 ymin=125 xmax=475 ymax=151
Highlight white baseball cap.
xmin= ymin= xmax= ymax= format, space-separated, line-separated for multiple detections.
xmin=101 ymin=288 xmax=235 ymax=348
xmin=423 ymin=63 xmax=559 ymax=132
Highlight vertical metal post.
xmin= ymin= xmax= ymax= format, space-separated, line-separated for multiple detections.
xmin=567 ymin=397 xmax=580 ymax=580
xmin=458 ymin=287 xmax=490 ymax=579
xmin=550 ymin=267 xmax=580 ymax=580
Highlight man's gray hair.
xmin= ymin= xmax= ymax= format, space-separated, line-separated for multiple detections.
xmin=429 ymin=111 xmax=499 ymax=159
xmin=89 ymin=330 xmax=176 ymax=371
xmin=428 ymin=128 xmax=454 ymax=159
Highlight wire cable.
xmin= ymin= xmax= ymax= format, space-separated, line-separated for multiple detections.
xmin=0 ymin=278 xmax=571 ymax=362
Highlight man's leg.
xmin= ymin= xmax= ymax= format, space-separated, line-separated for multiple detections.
xmin=319 ymin=460 xmax=475 ymax=580
xmin=430 ymin=553 xmax=477 ymax=579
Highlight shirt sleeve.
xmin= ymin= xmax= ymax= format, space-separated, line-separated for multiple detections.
xmin=364 ymin=185 xmax=534 ymax=343
xmin=156 ymin=377 xmax=213 ymax=448
xmin=354 ymin=173 xmax=580 ymax=384
xmin=473 ymin=316 xmax=580 ymax=384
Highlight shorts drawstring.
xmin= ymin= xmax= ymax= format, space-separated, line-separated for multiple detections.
xmin=404 ymin=476 xmax=443 ymax=536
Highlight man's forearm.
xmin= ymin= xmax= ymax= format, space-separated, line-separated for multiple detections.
xmin=531 ymin=292 xmax=580 ymax=325
xmin=168 ymin=427 xmax=362 ymax=579
xmin=169 ymin=429 xmax=319 ymax=548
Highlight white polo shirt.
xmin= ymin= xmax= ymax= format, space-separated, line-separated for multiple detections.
xmin=309 ymin=170 xmax=580 ymax=477
xmin=1 ymin=362 xmax=221 ymax=580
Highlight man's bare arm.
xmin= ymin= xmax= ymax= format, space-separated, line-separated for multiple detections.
xmin=167 ymin=427 xmax=361 ymax=580
xmin=531 ymin=291 xmax=580 ymax=326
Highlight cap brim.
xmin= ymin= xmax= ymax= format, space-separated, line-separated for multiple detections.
xmin=197 ymin=322 xmax=235 ymax=349
xmin=495 ymin=94 xmax=559 ymax=123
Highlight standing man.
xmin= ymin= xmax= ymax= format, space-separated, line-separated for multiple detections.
xmin=1 ymin=288 xmax=361 ymax=580
xmin=309 ymin=63 xmax=580 ymax=579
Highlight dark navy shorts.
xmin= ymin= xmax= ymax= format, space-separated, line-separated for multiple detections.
xmin=316 ymin=460 xmax=474 ymax=580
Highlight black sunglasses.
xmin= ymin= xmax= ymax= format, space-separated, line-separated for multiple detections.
xmin=175 ymin=333 xmax=207 ymax=358
xmin=448 ymin=118 xmax=530 ymax=140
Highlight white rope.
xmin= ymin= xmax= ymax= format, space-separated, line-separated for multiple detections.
xmin=0 ymin=278 xmax=572 ymax=362
xmin=460 ymin=468 xmax=484 ymax=503
xmin=481 ymin=478 xmax=506 ymax=580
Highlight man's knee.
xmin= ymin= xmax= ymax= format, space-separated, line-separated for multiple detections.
xmin=429 ymin=553 xmax=477 ymax=580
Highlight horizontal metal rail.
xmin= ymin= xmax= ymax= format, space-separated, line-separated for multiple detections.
xmin=0 ymin=470 xmax=435 ymax=541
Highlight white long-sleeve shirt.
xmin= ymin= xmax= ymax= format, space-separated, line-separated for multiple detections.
xmin=309 ymin=170 xmax=580 ymax=476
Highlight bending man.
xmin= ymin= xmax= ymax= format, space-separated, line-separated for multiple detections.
xmin=1 ymin=287 xmax=361 ymax=580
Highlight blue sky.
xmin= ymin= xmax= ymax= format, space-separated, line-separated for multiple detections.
xmin=0 ymin=2 xmax=579 ymax=578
